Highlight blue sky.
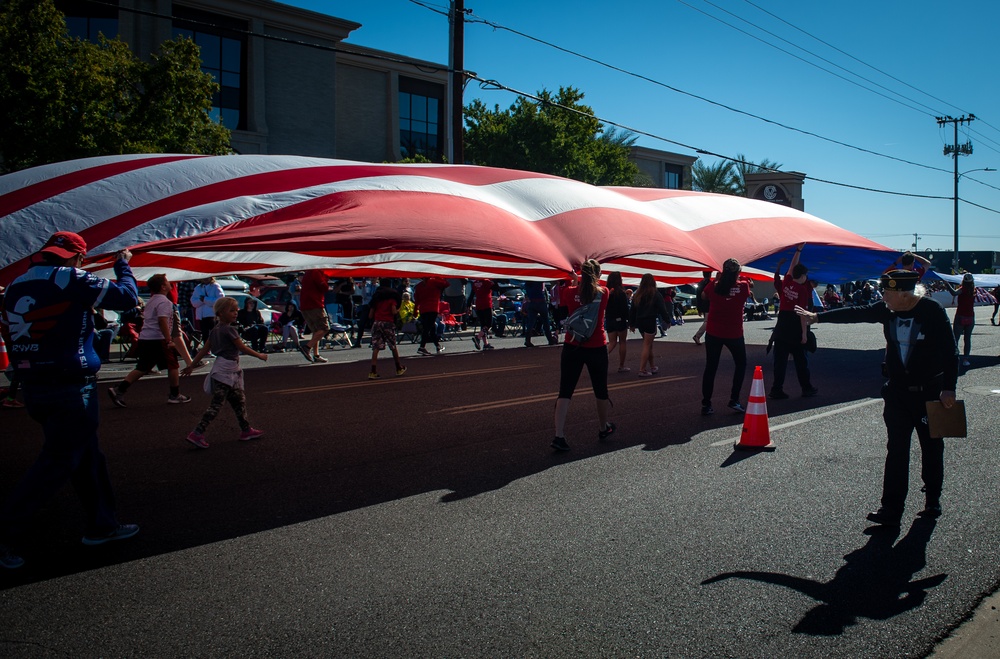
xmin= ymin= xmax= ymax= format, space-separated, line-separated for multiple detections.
xmin=286 ymin=0 xmax=1000 ymax=258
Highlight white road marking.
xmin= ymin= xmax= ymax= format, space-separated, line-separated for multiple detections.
xmin=709 ymin=398 xmax=882 ymax=447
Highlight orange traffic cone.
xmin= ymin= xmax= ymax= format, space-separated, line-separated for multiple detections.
xmin=735 ymin=365 xmax=775 ymax=451
xmin=0 ymin=334 xmax=9 ymax=371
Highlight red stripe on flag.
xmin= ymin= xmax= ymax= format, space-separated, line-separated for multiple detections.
xmin=0 ymin=155 xmax=204 ymax=219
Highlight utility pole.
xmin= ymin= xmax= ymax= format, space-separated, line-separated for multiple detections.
xmin=937 ymin=114 xmax=975 ymax=273
xmin=911 ymin=233 xmax=920 ymax=252
xmin=449 ymin=1 xmax=466 ymax=165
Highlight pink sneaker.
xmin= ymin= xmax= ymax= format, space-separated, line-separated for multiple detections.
xmin=185 ymin=431 xmax=209 ymax=449
xmin=239 ymin=428 xmax=264 ymax=441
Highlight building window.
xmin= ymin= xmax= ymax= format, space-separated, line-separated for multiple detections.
xmin=56 ymin=0 xmax=119 ymax=43
xmin=399 ymin=77 xmax=444 ymax=161
xmin=172 ymin=7 xmax=247 ymax=131
xmin=664 ymin=164 xmax=682 ymax=190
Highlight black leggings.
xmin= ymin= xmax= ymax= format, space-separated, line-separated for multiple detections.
xmin=701 ymin=334 xmax=747 ymax=406
xmin=558 ymin=344 xmax=609 ymax=400
xmin=419 ymin=311 xmax=439 ymax=348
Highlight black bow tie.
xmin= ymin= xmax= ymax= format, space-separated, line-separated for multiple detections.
xmin=898 ymin=319 xmax=912 ymax=328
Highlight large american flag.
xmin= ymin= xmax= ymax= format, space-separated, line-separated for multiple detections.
xmin=0 ymin=154 xmax=891 ymax=286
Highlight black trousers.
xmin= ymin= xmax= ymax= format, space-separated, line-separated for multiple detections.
xmin=701 ymin=334 xmax=747 ymax=406
xmin=880 ymin=384 xmax=944 ymax=514
xmin=771 ymin=340 xmax=813 ymax=393
xmin=419 ymin=311 xmax=439 ymax=348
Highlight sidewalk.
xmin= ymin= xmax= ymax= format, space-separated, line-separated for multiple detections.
xmin=929 ymin=588 xmax=1000 ymax=657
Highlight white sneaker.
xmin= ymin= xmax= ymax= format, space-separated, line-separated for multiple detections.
xmin=167 ymin=394 xmax=192 ymax=404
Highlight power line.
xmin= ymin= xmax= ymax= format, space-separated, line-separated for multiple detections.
xmin=739 ymin=0 xmax=968 ymax=119
xmin=69 ymin=0 xmax=1000 ymax=213
xmin=689 ymin=0 xmax=942 ymax=117
xmin=469 ymin=75 xmax=953 ymax=201
xmin=738 ymin=0 xmax=1000 ymax=144
xmin=74 ymin=0 xmax=449 ymax=71
xmin=462 ymin=11 xmax=952 ymax=176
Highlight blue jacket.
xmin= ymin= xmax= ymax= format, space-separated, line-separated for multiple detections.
xmin=1 ymin=259 xmax=138 ymax=382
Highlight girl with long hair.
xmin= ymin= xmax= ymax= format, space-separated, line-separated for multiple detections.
xmin=604 ymin=271 xmax=630 ymax=373
xmin=628 ymin=273 xmax=671 ymax=377
xmin=552 ymin=259 xmax=615 ymax=451
xmin=700 ymin=258 xmax=752 ymax=416
xmin=948 ymin=273 xmax=976 ymax=366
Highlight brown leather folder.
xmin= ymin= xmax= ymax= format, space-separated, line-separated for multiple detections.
xmin=925 ymin=400 xmax=967 ymax=438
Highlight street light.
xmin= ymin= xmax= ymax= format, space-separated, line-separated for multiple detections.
xmin=953 ymin=167 xmax=996 ymax=273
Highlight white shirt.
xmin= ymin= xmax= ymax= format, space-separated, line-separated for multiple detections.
xmin=139 ymin=294 xmax=173 ymax=340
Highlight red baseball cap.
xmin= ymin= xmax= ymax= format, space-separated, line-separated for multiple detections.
xmin=39 ymin=231 xmax=87 ymax=259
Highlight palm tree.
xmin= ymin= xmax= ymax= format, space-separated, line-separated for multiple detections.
xmin=691 ymin=159 xmax=739 ymax=194
xmin=733 ymin=153 xmax=783 ymax=196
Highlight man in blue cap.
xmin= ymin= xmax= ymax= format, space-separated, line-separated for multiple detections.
xmin=797 ymin=270 xmax=958 ymax=527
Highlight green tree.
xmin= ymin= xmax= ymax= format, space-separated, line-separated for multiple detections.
xmin=733 ymin=153 xmax=783 ymax=196
xmin=691 ymin=159 xmax=739 ymax=194
xmin=464 ymin=86 xmax=640 ymax=186
xmin=0 ymin=0 xmax=230 ymax=173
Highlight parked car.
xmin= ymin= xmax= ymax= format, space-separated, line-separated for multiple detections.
xmin=239 ymin=274 xmax=285 ymax=298
xmin=257 ymin=284 xmax=291 ymax=308
xmin=216 ymin=275 xmax=250 ymax=293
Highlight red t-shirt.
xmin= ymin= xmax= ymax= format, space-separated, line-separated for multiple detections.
xmin=299 ymin=270 xmax=329 ymax=311
xmin=563 ymin=285 xmax=609 ymax=348
xmin=777 ymin=274 xmax=811 ymax=312
xmin=472 ymin=279 xmax=494 ymax=309
xmin=414 ymin=277 xmax=448 ymax=313
xmin=373 ymin=297 xmax=397 ymax=322
xmin=955 ymin=288 xmax=975 ymax=316
xmin=705 ymin=280 xmax=750 ymax=339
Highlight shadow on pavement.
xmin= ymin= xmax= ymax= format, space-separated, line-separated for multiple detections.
xmin=701 ymin=517 xmax=946 ymax=636
xmin=1 ymin=343 xmax=886 ymax=588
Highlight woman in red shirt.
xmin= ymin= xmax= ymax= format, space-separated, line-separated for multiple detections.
xmin=948 ymin=273 xmax=976 ymax=366
xmin=552 ymin=259 xmax=615 ymax=451
xmin=700 ymin=258 xmax=751 ymax=416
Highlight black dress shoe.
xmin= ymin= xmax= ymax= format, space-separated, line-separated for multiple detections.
xmin=918 ymin=502 xmax=942 ymax=518
xmin=866 ymin=509 xmax=901 ymax=526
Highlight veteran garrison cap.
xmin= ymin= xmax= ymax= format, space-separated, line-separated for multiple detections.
xmin=880 ymin=269 xmax=919 ymax=292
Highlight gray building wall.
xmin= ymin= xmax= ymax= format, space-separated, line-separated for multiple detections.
xmin=335 ymin=62 xmax=391 ymax=163
xmin=261 ymin=27 xmax=339 ymax=157
xmin=102 ymin=0 xmax=449 ymax=162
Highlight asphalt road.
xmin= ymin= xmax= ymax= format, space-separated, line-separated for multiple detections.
xmin=1 ymin=309 xmax=999 ymax=658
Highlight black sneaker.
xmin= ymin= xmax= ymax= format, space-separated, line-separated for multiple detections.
xmin=107 ymin=387 xmax=126 ymax=408
xmin=768 ymin=389 xmax=789 ymax=400
xmin=598 ymin=422 xmax=617 ymax=442
xmin=472 ymin=335 xmax=481 ymax=350
xmin=297 ymin=342 xmax=313 ymax=363
xmin=551 ymin=436 xmax=570 ymax=452
xmin=802 ymin=387 xmax=819 ymax=398
xmin=866 ymin=509 xmax=901 ymax=526
xmin=918 ymin=501 xmax=942 ymax=518
xmin=0 ymin=544 xmax=24 ymax=570
xmin=82 ymin=523 xmax=140 ymax=546
xmin=727 ymin=400 xmax=746 ymax=413
xmin=417 ymin=347 xmax=431 ymax=356
xmin=701 ymin=405 xmax=714 ymax=416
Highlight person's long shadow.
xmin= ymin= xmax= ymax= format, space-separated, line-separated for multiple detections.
xmin=702 ymin=518 xmax=945 ymax=635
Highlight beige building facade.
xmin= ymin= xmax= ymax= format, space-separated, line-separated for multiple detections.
xmin=56 ymin=0 xmax=452 ymax=162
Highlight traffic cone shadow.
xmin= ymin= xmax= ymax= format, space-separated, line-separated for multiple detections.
xmin=735 ymin=365 xmax=775 ymax=451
